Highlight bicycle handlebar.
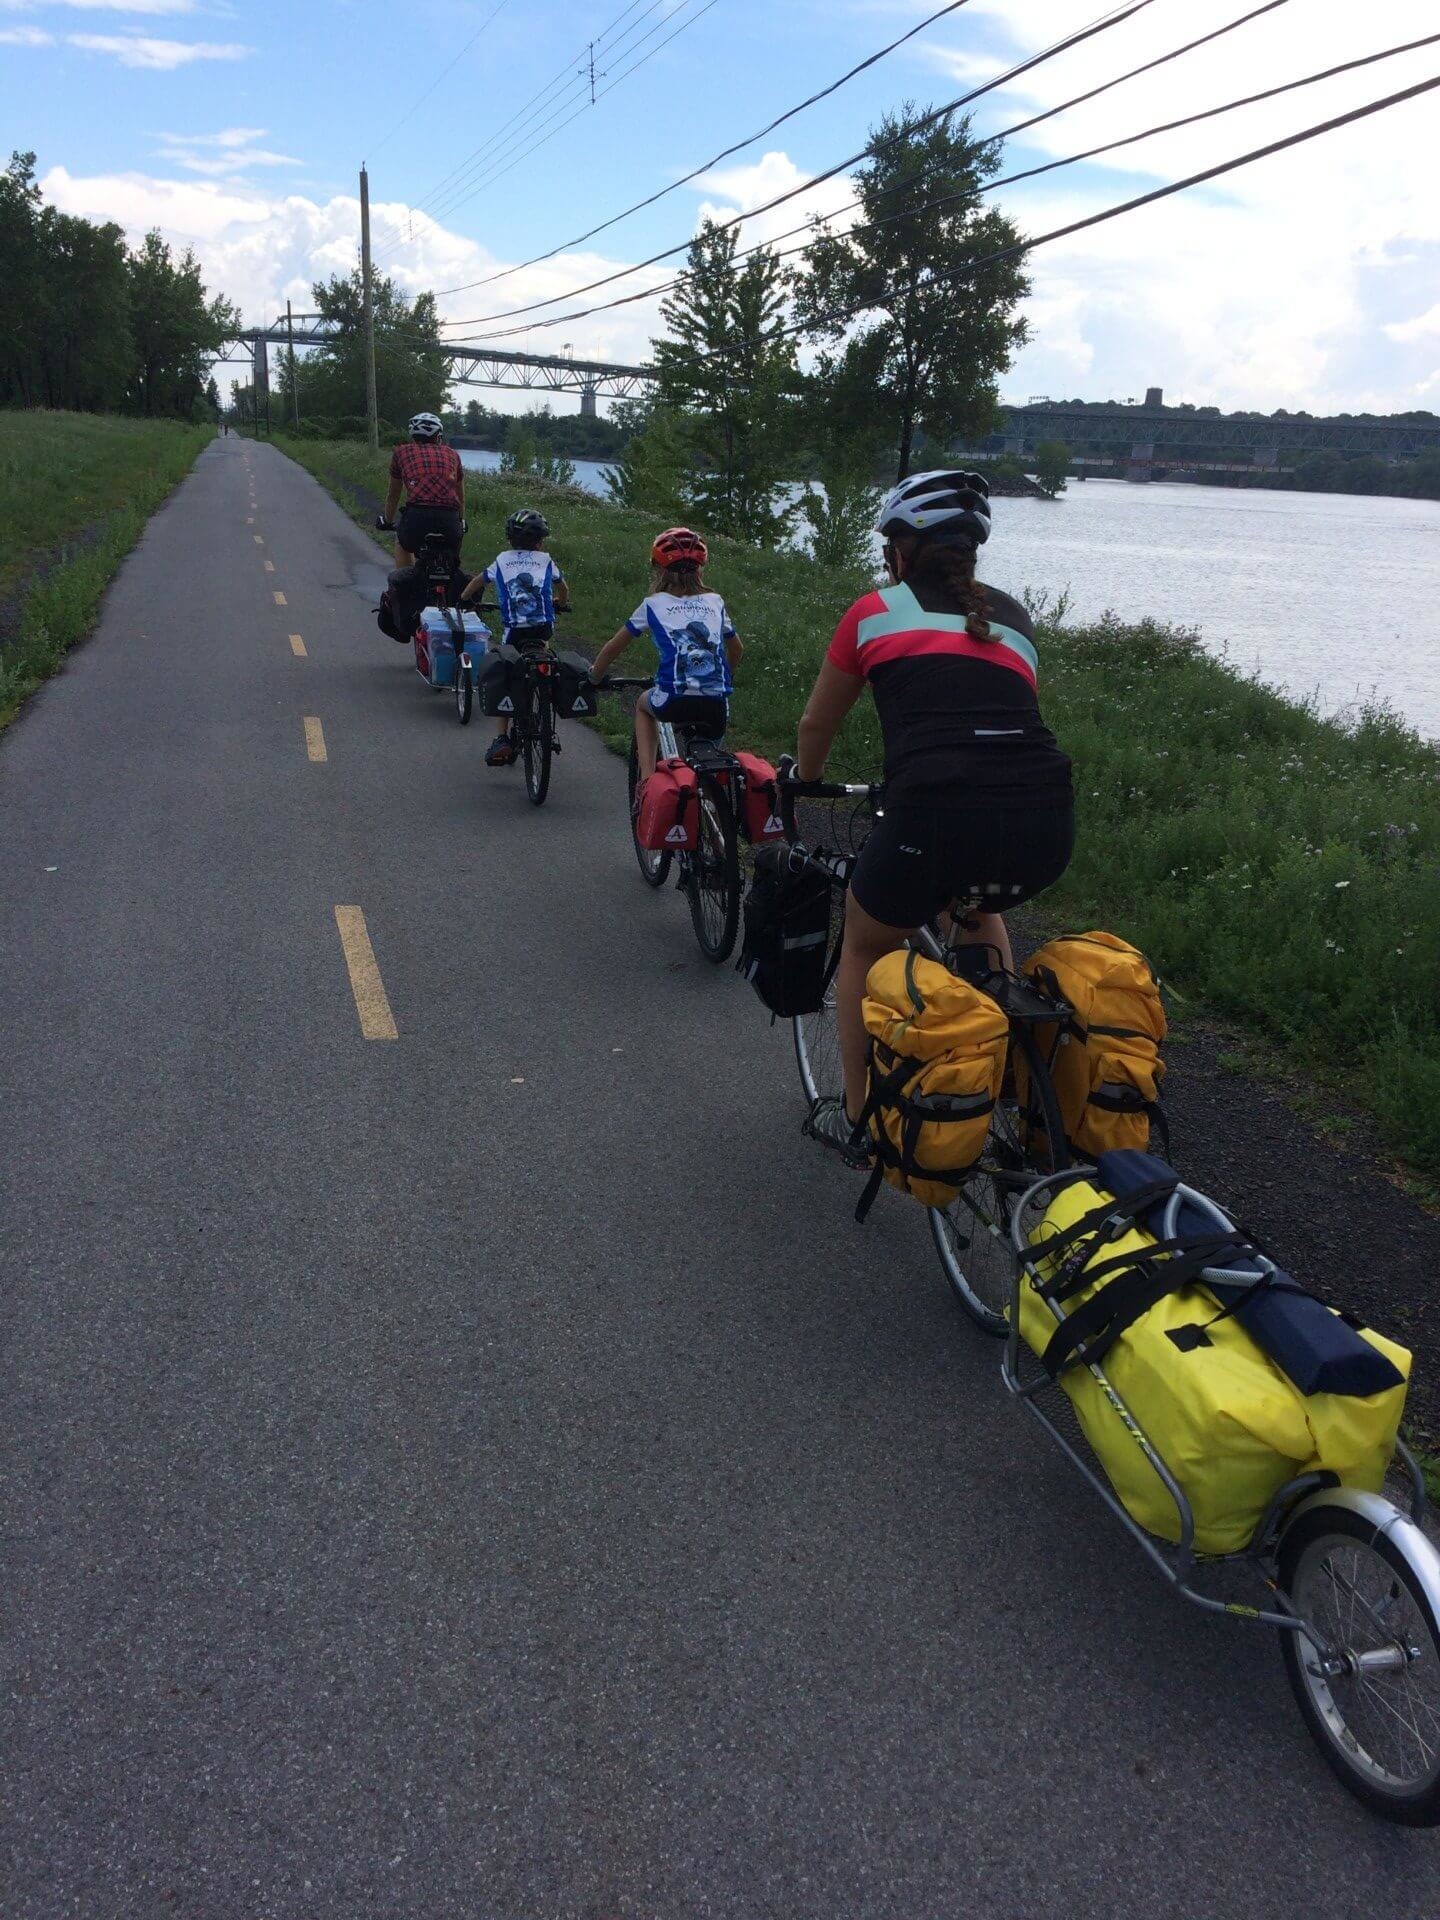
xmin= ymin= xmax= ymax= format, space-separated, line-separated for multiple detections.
xmin=595 ymin=674 xmax=654 ymax=692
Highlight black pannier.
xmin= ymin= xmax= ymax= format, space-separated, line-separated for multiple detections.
xmin=477 ymin=644 xmax=523 ymax=717
xmin=737 ymin=843 xmax=834 ymax=1018
xmin=553 ymin=650 xmax=598 ymax=719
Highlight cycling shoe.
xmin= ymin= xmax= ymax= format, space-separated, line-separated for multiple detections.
xmin=485 ymin=735 xmax=516 ymax=767
xmin=803 ymin=1097 xmax=873 ymax=1169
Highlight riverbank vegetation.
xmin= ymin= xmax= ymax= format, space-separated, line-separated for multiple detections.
xmin=283 ymin=429 xmax=1440 ymax=1186
xmin=0 ymin=411 xmax=212 ymax=721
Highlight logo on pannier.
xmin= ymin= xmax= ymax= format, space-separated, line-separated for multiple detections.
xmin=571 ymin=697 xmax=587 ymax=713
xmin=664 ymin=824 xmax=689 ymax=845
xmin=763 ymin=814 xmax=784 ymax=836
xmin=497 ymin=695 xmax=513 ymax=712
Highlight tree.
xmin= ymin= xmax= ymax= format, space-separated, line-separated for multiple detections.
xmin=464 ymin=398 xmax=485 ymax=433
xmin=1033 ymin=439 xmax=1069 ymax=499
xmin=652 ymin=220 xmax=800 ymax=546
xmin=280 ymin=268 xmax=448 ymax=432
xmin=601 ymin=402 xmax=691 ymax=520
xmin=803 ymin=446 xmax=881 ymax=571
xmin=127 ymin=231 xmax=237 ymax=416
xmin=499 ymin=414 xmax=577 ymax=486
xmin=794 ymin=107 xmax=1029 ymax=481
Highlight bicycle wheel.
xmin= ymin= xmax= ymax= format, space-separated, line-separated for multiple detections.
xmin=522 ymin=678 xmax=552 ymax=807
xmin=628 ymin=734 xmax=671 ymax=888
xmin=794 ymin=888 xmax=846 ymax=1105
xmin=1279 ymin=1500 xmax=1440 ymax=1824
xmin=455 ymin=661 xmax=472 ymax=725
xmin=929 ymin=1023 xmax=1066 ymax=1336
xmin=686 ymin=772 xmax=740 ymax=962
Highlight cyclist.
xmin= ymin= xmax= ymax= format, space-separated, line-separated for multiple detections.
xmin=587 ymin=527 xmax=742 ymax=781
xmin=378 ymin=412 xmax=465 ymax=568
xmin=461 ymin=507 xmax=570 ymax=767
xmin=793 ymin=470 xmax=1074 ymax=1159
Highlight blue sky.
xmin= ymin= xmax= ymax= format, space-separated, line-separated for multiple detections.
xmin=5 ymin=0 xmax=1439 ymax=414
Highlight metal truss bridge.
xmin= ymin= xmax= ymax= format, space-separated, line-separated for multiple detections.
xmin=216 ymin=323 xmax=655 ymax=419
xmin=992 ymin=401 xmax=1440 ymax=470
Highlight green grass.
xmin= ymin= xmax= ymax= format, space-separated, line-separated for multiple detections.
xmin=278 ymin=433 xmax=1440 ymax=1183
xmin=0 ymin=410 xmax=213 ymax=721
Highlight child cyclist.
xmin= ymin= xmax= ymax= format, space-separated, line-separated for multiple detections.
xmin=462 ymin=506 xmax=570 ymax=766
xmin=588 ymin=527 xmax=742 ymax=778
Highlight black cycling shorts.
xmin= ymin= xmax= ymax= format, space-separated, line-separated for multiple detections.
xmin=396 ymin=504 xmax=462 ymax=552
xmin=644 ymin=691 xmax=728 ymax=738
xmin=850 ymin=797 xmax=1075 ymax=930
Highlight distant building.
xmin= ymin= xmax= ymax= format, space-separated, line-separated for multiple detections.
xmin=1144 ymin=386 xmax=1164 ymax=409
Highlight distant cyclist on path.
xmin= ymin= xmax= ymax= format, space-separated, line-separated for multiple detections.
xmin=378 ymin=412 xmax=465 ymax=569
xmin=793 ymin=470 xmax=1075 ymax=1158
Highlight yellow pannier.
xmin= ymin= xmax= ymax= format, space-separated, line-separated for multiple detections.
xmin=858 ymin=950 xmax=1008 ymax=1216
xmin=1022 ymin=1179 xmax=1410 ymax=1556
xmin=1019 ymin=931 xmax=1166 ymax=1159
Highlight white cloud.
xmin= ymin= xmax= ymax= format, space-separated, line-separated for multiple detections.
xmin=910 ymin=0 xmax=1440 ymax=411
xmin=68 ymin=32 xmax=248 ymax=68
xmin=154 ymin=127 xmax=301 ymax=176
xmin=0 ymin=22 xmax=51 ymax=39
xmin=693 ymin=149 xmax=860 ymax=252
xmin=1386 ymin=303 xmax=1440 ymax=345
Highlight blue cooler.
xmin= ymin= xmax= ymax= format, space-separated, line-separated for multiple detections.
xmin=416 ymin=607 xmax=488 ymax=689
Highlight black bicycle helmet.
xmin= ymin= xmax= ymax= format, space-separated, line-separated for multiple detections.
xmin=877 ymin=468 xmax=991 ymax=547
xmin=506 ymin=507 xmax=549 ymax=545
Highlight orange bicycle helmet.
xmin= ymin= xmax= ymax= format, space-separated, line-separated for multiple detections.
xmin=650 ymin=526 xmax=708 ymax=568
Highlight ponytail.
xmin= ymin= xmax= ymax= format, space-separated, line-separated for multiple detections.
xmin=903 ymin=538 xmax=992 ymax=642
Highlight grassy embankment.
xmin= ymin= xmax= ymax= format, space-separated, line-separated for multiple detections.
xmin=0 ymin=410 xmax=213 ymax=724
xmin=279 ymin=433 xmax=1440 ymax=1186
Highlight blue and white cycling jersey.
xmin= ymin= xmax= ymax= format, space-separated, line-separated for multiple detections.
xmin=625 ymin=590 xmax=735 ymax=699
xmin=483 ymin=548 xmax=564 ymax=637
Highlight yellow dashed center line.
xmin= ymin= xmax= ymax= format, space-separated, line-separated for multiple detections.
xmin=334 ymin=907 xmax=398 ymax=1041
xmin=304 ymin=716 xmax=327 ymax=762
xmin=254 ymin=534 xmax=264 ymax=545
xmin=264 ymin=560 xmax=275 ymax=573
xmin=273 ymin=591 xmax=287 ymax=606
xmin=289 ymin=633 xmax=307 ymax=657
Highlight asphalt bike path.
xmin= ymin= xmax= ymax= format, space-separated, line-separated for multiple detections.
xmin=3 ymin=438 xmax=1436 ymax=1917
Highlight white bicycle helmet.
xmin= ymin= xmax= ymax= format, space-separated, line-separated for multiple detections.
xmin=409 ymin=411 xmax=444 ymax=440
xmin=877 ymin=468 xmax=991 ymax=546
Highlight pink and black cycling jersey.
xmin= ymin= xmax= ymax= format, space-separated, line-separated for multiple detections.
xmin=827 ymin=578 xmax=1070 ymax=803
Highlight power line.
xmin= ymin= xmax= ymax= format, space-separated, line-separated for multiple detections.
xmin=428 ymin=0 xmax=1158 ymax=304
xmin=420 ymin=0 xmax=727 ymax=233
xmin=367 ymin=0 xmax=515 ymax=163
xmin=437 ymin=0 xmax=1292 ymax=332
xmin=443 ymin=0 xmax=983 ymax=297
xmin=430 ymin=33 xmax=1440 ymax=349
xmin=760 ymin=67 xmax=1440 ymax=352
xmin=370 ymin=0 xmax=659 ymax=262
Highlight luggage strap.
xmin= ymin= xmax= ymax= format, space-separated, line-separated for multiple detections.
xmin=854 ymin=1047 xmax=996 ymax=1226
xmin=1032 ymin=1178 xmax=1180 ymax=1300
xmin=1040 ymin=1232 xmax=1269 ymax=1380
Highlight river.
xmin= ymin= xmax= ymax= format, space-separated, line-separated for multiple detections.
xmin=459 ymin=450 xmax=1440 ymax=738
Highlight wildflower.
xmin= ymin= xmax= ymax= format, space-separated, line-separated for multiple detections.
xmin=1334 ymin=880 xmax=1351 ymax=889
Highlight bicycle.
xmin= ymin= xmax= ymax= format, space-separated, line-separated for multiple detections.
xmin=776 ymin=768 xmax=1071 ymax=1333
xmin=471 ymin=616 xmax=577 ymax=806
xmin=602 ymin=678 xmax=745 ymax=964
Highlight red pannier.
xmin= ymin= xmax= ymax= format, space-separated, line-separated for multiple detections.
xmin=733 ymin=751 xmax=786 ymax=844
xmin=635 ymin=759 xmax=700 ymax=851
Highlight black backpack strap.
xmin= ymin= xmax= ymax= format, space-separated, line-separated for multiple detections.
xmin=1040 ymin=1232 xmax=1252 ymax=1379
xmin=1031 ymin=1177 xmax=1180 ymax=1298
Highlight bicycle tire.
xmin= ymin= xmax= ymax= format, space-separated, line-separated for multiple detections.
xmin=628 ymin=734 xmax=671 ymax=888
xmin=522 ymin=677 xmax=552 ymax=807
xmin=686 ymin=771 xmax=740 ymax=963
xmin=1279 ymin=1501 xmax=1440 ymax=1825
xmin=929 ymin=1022 xmax=1067 ymax=1337
xmin=455 ymin=662 xmax=472 ymax=725
xmin=793 ymin=891 xmax=846 ymax=1105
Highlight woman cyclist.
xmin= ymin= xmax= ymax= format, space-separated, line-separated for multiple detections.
xmin=794 ymin=470 xmax=1074 ymax=1157
xmin=588 ymin=527 xmax=742 ymax=780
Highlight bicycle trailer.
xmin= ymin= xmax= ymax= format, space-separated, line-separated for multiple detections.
xmin=415 ymin=606 xmax=487 ymax=691
xmin=1017 ymin=1165 xmax=1410 ymax=1555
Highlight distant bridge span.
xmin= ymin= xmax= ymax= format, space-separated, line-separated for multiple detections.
xmin=216 ymin=323 xmax=656 ymax=419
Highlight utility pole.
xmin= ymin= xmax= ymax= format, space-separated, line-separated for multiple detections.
xmin=359 ymin=165 xmax=379 ymax=453
xmin=286 ymin=298 xmax=300 ymax=429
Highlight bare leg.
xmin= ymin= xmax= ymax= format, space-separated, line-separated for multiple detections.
xmin=394 ymin=542 xmax=414 ymax=568
xmin=635 ymin=698 xmax=661 ymax=780
xmin=837 ymin=889 xmax=915 ymax=1123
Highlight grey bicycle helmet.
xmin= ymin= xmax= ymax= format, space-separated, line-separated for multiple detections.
xmin=877 ymin=468 xmax=991 ymax=546
xmin=408 ymin=411 xmax=444 ymax=440
xmin=506 ymin=507 xmax=549 ymax=545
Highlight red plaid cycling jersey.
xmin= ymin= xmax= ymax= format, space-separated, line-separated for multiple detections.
xmin=389 ymin=440 xmax=464 ymax=508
